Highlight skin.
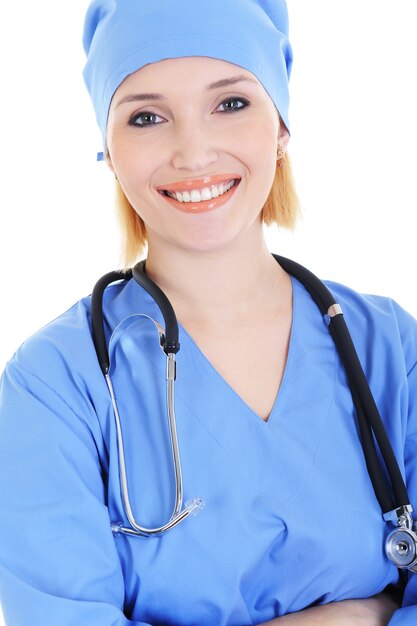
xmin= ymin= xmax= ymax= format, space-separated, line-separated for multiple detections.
xmin=262 ymin=592 xmax=400 ymax=625
xmin=106 ymin=56 xmax=289 ymax=260
xmin=106 ymin=56 xmax=400 ymax=624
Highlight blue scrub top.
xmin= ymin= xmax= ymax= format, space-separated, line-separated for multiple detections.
xmin=1 ymin=270 xmax=417 ymax=625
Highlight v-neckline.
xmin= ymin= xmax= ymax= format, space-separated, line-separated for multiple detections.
xmin=176 ymin=276 xmax=297 ymax=425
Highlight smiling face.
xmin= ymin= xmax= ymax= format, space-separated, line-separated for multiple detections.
xmin=106 ymin=56 xmax=289 ymax=255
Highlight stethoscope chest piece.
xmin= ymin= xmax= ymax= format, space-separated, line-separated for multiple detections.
xmin=384 ymin=505 xmax=417 ymax=571
xmin=386 ymin=527 xmax=417 ymax=571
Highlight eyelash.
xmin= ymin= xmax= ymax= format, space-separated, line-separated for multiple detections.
xmin=128 ymin=97 xmax=251 ymax=128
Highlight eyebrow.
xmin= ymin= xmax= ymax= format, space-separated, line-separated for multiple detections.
xmin=115 ymin=74 xmax=258 ymax=108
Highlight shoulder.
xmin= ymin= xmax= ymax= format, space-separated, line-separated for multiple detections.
xmin=2 ymin=277 xmax=133 ymax=402
xmin=322 ymin=278 xmax=417 ymax=373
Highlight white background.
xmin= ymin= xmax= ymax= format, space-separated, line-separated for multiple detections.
xmin=0 ymin=1 xmax=416 ymax=622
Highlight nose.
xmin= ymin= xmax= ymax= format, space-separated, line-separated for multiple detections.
xmin=171 ymin=119 xmax=218 ymax=172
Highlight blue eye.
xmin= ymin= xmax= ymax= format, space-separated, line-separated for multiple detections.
xmin=129 ymin=111 xmax=164 ymax=127
xmin=217 ymin=97 xmax=250 ymax=112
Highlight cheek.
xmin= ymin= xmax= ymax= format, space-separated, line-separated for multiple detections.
xmin=108 ymin=143 xmax=155 ymax=218
xmin=111 ymin=139 xmax=154 ymax=190
xmin=108 ymin=123 xmax=150 ymax=176
xmin=237 ymin=129 xmax=278 ymax=188
xmin=234 ymin=115 xmax=278 ymax=161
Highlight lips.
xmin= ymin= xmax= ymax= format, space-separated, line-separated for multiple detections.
xmin=157 ymin=175 xmax=241 ymax=214
xmin=156 ymin=173 xmax=242 ymax=193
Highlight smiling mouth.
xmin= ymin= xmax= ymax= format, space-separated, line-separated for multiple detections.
xmin=159 ymin=178 xmax=240 ymax=204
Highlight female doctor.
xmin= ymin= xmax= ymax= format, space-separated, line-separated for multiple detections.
xmin=0 ymin=0 xmax=416 ymax=624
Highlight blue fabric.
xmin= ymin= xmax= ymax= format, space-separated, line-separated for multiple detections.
xmin=82 ymin=0 xmax=293 ymax=145
xmin=1 ymin=271 xmax=417 ymax=624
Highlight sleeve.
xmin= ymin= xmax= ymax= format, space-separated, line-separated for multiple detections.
xmin=0 ymin=359 xmax=150 ymax=626
xmin=388 ymin=360 xmax=417 ymax=625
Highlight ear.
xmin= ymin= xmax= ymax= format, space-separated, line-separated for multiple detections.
xmin=104 ymin=145 xmax=115 ymax=174
xmin=278 ymin=122 xmax=290 ymax=151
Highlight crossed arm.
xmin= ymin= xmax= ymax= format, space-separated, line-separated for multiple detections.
xmin=262 ymin=591 xmax=400 ymax=626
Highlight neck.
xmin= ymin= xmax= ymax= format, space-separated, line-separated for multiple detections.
xmin=144 ymin=228 xmax=289 ymax=325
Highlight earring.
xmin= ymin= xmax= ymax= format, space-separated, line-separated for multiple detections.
xmin=277 ymin=144 xmax=285 ymax=160
xmin=276 ymin=144 xmax=285 ymax=169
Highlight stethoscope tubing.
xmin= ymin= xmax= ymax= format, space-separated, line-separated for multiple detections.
xmin=91 ymin=269 xmax=132 ymax=374
xmin=91 ymin=254 xmax=413 ymax=548
xmin=275 ymin=255 xmax=409 ymax=513
xmin=133 ymin=260 xmax=180 ymax=355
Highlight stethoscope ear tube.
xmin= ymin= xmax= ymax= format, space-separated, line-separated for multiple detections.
xmin=91 ymin=262 xmax=199 ymax=537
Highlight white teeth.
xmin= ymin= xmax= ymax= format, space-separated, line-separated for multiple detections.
xmin=166 ymin=179 xmax=237 ymax=203
xmin=201 ymin=187 xmax=212 ymax=201
xmin=190 ymin=189 xmax=201 ymax=202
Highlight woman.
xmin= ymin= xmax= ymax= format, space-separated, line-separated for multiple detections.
xmin=0 ymin=0 xmax=416 ymax=624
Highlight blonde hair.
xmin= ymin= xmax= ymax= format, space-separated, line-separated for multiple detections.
xmin=115 ymin=153 xmax=300 ymax=269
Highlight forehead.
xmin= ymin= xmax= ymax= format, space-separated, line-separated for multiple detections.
xmin=115 ymin=56 xmax=263 ymax=95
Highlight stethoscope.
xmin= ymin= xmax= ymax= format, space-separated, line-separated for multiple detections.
xmin=91 ymin=254 xmax=417 ymax=573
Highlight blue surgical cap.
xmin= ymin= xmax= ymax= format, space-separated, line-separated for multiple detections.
xmin=82 ymin=0 xmax=293 ymax=145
